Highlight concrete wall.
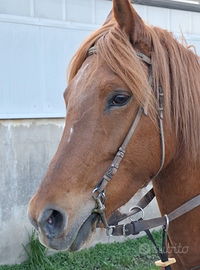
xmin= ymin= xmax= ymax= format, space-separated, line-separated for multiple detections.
xmin=0 ymin=119 xmax=65 ymax=264
xmin=1 ymin=0 xmax=200 ymax=266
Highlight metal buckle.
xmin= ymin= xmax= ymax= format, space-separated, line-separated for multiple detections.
xmin=123 ymin=224 xmax=128 ymax=236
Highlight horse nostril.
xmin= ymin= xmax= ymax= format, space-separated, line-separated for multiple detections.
xmin=46 ymin=210 xmax=64 ymax=232
xmin=39 ymin=208 xmax=67 ymax=238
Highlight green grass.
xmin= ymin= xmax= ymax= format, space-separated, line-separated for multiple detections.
xmin=0 ymin=230 xmax=162 ymax=270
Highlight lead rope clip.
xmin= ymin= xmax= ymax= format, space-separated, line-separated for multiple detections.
xmin=91 ymin=188 xmax=115 ymax=235
xmin=155 ymin=214 xmax=176 ymax=269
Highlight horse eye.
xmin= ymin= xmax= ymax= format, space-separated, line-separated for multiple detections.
xmin=111 ymin=94 xmax=130 ymax=106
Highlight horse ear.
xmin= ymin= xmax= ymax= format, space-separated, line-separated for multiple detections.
xmin=113 ymin=0 xmax=145 ymax=42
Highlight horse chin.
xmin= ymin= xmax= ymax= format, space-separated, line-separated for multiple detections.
xmin=68 ymin=213 xmax=100 ymax=252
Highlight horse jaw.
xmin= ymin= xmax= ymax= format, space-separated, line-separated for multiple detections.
xmin=69 ymin=213 xmax=100 ymax=252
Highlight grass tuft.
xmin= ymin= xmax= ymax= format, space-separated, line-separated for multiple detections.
xmin=0 ymin=230 xmax=162 ymax=270
xmin=21 ymin=230 xmax=52 ymax=270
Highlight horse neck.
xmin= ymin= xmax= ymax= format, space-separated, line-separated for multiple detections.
xmin=152 ymin=154 xmax=200 ymax=268
xmin=153 ymin=154 xmax=200 ymax=216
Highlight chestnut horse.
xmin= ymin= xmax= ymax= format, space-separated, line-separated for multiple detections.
xmin=28 ymin=0 xmax=200 ymax=269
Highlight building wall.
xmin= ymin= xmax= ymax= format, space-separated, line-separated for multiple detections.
xmin=1 ymin=1 xmax=200 ymax=119
xmin=0 ymin=0 xmax=200 ymax=265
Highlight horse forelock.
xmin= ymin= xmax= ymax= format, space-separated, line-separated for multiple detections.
xmin=67 ymin=18 xmax=200 ymax=160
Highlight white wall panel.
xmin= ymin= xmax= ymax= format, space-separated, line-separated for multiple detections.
xmin=182 ymin=35 xmax=200 ymax=55
xmin=95 ymin=0 xmax=112 ymax=24
xmin=0 ymin=19 xmax=95 ymax=118
xmin=0 ymin=0 xmax=30 ymax=17
xmin=191 ymin=12 xmax=200 ymax=34
xmin=147 ymin=6 xmax=170 ymax=30
xmin=170 ymin=9 xmax=192 ymax=33
xmin=134 ymin=5 xmax=147 ymax=21
xmin=34 ymin=0 xmax=63 ymax=20
xmin=66 ymin=0 xmax=94 ymax=24
xmin=40 ymin=26 xmax=94 ymax=115
xmin=0 ymin=0 xmax=200 ymax=119
xmin=0 ymin=22 xmax=42 ymax=117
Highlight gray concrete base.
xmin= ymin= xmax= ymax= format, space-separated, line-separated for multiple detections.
xmin=0 ymin=119 xmax=64 ymax=265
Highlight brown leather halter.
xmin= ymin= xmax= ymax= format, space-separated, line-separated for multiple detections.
xmin=89 ymin=46 xmax=166 ymax=230
xmin=88 ymin=46 xmax=200 ymax=268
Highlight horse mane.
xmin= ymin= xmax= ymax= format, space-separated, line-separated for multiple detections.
xmin=67 ymin=19 xmax=200 ymax=160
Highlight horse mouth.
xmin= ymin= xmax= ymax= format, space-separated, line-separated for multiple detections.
xmin=68 ymin=213 xmax=100 ymax=252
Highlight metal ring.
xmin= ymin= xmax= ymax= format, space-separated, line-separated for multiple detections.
xmin=129 ymin=205 xmax=145 ymax=221
xmin=164 ymin=214 xmax=169 ymax=232
xmin=92 ymin=188 xmax=106 ymax=201
xmin=106 ymin=226 xmax=115 ymax=237
xmin=91 ymin=188 xmax=101 ymax=200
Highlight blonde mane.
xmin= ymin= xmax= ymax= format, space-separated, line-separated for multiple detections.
xmin=67 ymin=19 xmax=200 ymax=160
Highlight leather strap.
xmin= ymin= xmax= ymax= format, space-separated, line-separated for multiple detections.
xmin=108 ymin=188 xmax=155 ymax=225
xmin=111 ymin=193 xmax=200 ymax=236
xmin=136 ymin=51 xmax=151 ymax=65
xmin=95 ymin=106 xmax=144 ymax=194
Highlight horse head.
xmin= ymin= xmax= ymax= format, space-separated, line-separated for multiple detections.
xmin=28 ymin=1 xmax=200 ymax=265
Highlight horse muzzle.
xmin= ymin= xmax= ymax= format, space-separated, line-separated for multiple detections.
xmin=28 ymin=204 xmax=99 ymax=251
